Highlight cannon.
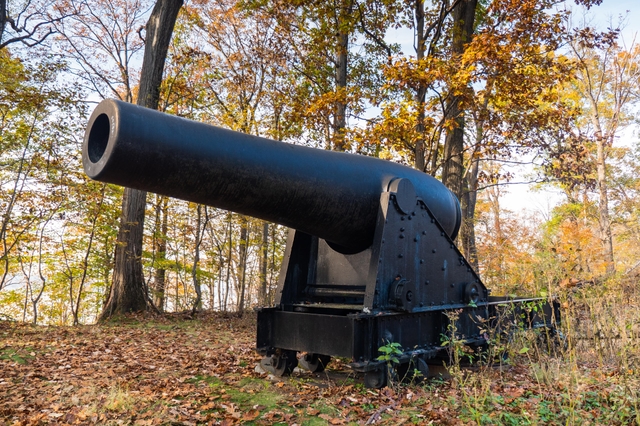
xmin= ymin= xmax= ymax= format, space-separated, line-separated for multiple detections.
xmin=83 ymin=99 xmax=559 ymax=388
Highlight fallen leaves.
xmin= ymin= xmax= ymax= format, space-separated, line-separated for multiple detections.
xmin=319 ymin=412 xmax=345 ymax=424
xmin=2 ymin=313 xmax=639 ymax=425
xmin=0 ymin=314 xmax=260 ymax=424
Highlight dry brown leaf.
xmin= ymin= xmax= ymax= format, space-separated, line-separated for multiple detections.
xmin=241 ymin=409 xmax=260 ymax=421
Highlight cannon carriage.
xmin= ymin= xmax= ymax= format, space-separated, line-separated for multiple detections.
xmin=83 ymin=99 xmax=559 ymax=388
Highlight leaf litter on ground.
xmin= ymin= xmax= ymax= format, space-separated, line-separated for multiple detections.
xmin=1 ymin=312 xmax=639 ymax=425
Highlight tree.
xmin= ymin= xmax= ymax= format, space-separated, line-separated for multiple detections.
xmin=190 ymin=203 xmax=209 ymax=313
xmin=0 ymin=50 xmax=79 ymax=290
xmin=53 ymin=0 xmax=150 ymax=103
xmin=455 ymin=0 xmax=582 ymax=264
xmin=99 ymin=0 xmax=183 ymax=320
xmin=0 ymin=0 xmax=74 ymax=49
xmin=368 ymin=0 xmax=587 ymax=268
xmin=245 ymin=0 xmax=399 ymax=151
xmin=150 ymin=195 xmax=169 ymax=311
xmin=568 ymin=31 xmax=640 ymax=275
xmin=441 ymin=0 xmax=477 ymax=199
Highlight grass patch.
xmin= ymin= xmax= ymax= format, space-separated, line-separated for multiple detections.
xmin=0 ymin=346 xmax=35 ymax=364
xmin=186 ymin=374 xmax=224 ymax=387
xmin=228 ymin=377 xmax=281 ymax=410
xmin=103 ymin=386 xmax=136 ymax=412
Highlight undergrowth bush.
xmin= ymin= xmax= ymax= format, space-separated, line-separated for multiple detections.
xmin=439 ymin=273 xmax=640 ymax=424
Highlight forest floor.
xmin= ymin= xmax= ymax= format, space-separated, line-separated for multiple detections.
xmin=1 ymin=311 xmax=639 ymax=425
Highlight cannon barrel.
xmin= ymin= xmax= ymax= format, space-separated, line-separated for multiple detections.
xmin=83 ymin=99 xmax=461 ymax=252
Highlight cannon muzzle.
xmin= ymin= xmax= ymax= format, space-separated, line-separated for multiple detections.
xmin=83 ymin=99 xmax=460 ymax=252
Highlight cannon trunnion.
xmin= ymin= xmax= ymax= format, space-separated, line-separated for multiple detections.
xmin=83 ymin=100 xmax=559 ymax=388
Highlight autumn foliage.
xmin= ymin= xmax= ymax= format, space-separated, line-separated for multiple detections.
xmin=2 ymin=0 xmax=640 ymax=423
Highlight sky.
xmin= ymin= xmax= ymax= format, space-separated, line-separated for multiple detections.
xmin=590 ymin=0 xmax=640 ymax=43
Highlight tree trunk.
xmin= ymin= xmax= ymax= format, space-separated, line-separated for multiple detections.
xmin=224 ymin=213 xmax=232 ymax=312
xmin=217 ymin=246 xmax=223 ymax=310
xmin=333 ymin=1 xmax=352 ymax=151
xmin=237 ymin=216 xmax=248 ymax=314
xmin=459 ymin=114 xmax=485 ymax=272
xmin=596 ymin=132 xmax=615 ymax=274
xmin=99 ymin=0 xmax=182 ymax=321
xmin=0 ymin=0 xmax=6 ymax=48
xmin=191 ymin=204 xmax=206 ymax=313
xmin=460 ymin=157 xmax=479 ymax=271
xmin=100 ymin=188 xmax=148 ymax=319
xmin=414 ymin=0 xmax=427 ymax=172
xmin=152 ymin=195 xmax=168 ymax=311
xmin=22 ymin=274 xmax=29 ymax=323
xmin=486 ymin=180 xmax=504 ymax=275
xmin=260 ymin=222 xmax=268 ymax=306
xmin=584 ymin=86 xmax=615 ymax=274
xmin=174 ymin=271 xmax=179 ymax=310
xmin=442 ymin=0 xmax=477 ymax=199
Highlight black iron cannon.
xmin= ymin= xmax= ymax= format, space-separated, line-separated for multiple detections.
xmin=83 ymin=99 xmax=559 ymax=388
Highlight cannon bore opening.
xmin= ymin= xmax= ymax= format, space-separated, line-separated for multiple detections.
xmin=87 ymin=113 xmax=110 ymax=163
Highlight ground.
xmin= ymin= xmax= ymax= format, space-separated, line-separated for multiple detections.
xmin=1 ymin=312 xmax=638 ymax=425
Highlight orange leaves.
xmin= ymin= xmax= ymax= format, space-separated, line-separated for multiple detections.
xmin=241 ymin=408 xmax=261 ymax=421
xmin=306 ymin=407 xmax=320 ymax=416
xmin=502 ymin=385 xmax=526 ymax=404
xmin=318 ymin=412 xmax=345 ymax=424
xmin=361 ymin=0 xmax=582 ymax=177
xmin=1 ymin=315 xmax=251 ymax=424
xmin=383 ymin=56 xmax=447 ymax=91
xmin=4 ymin=313 xmax=640 ymax=424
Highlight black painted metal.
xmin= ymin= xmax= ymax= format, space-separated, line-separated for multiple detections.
xmin=270 ymin=179 xmax=489 ymax=314
xmin=256 ymin=178 xmax=558 ymax=386
xmin=488 ymin=296 xmax=561 ymax=331
xmin=82 ymin=100 xmax=559 ymax=388
xmin=82 ymin=99 xmax=461 ymax=252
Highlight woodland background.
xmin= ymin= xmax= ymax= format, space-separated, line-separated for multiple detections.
xmin=1 ymin=0 xmax=639 ymax=326
xmin=3 ymin=0 xmax=640 ymax=424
